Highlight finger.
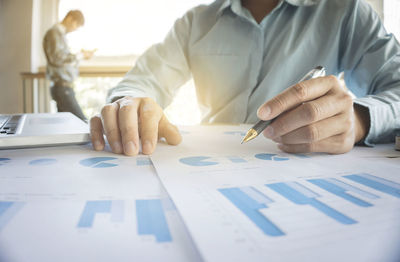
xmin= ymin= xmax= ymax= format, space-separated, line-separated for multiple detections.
xmin=264 ymin=91 xmax=353 ymax=139
xmin=101 ymin=102 xmax=123 ymax=154
xmin=118 ymin=98 xmax=140 ymax=156
xmin=278 ymin=131 xmax=355 ymax=154
xmin=274 ymin=112 xmax=353 ymax=144
xmin=138 ymin=98 xmax=163 ymax=155
xmin=158 ymin=115 xmax=182 ymax=145
xmin=90 ymin=115 xmax=105 ymax=151
xmin=257 ymin=75 xmax=342 ymax=120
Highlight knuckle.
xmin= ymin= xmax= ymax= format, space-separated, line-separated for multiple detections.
xmin=104 ymin=127 xmax=119 ymax=137
xmin=119 ymin=104 xmax=133 ymax=114
xmin=342 ymin=93 xmax=353 ymax=107
xmin=89 ymin=115 xmax=100 ymax=125
xmin=273 ymin=120 xmax=287 ymax=135
xmin=142 ymin=97 xmax=155 ymax=104
xmin=303 ymin=102 xmax=320 ymax=122
xmin=305 ymin=125 xmax=320 ymax=142
xmin=343 ymin=117 xmax=353 ymax=130
xmin=326 ymin=74 xmax=338 ymax=83
xmin=101 ymin=103 xmax=116 ymax=115
xmin=303 ymin=143 xmax=314 ymax=153
xmin=292 ymin=82 xmax=308 ymax=101
xmin=272 ymin=97 xmax=287 ymax=111
xmin=119 ymin=125 xmax=134 ymax=135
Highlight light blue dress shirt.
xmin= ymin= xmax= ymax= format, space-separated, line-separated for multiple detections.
xmin=108 ymin=0 xmax=400 ymax=146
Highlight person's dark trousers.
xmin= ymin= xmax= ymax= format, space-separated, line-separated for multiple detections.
xmin=50 ymin=82 xmax=87 ymax=121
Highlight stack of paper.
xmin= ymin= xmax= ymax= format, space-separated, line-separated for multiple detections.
xmin=0 ymin=125 xmax=399 ymax=262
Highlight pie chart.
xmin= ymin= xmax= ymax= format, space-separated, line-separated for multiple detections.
xmin=255 ymin=153 xmax=289 ymax=161
xmin=29 ymin=158 xmax=57 ymax=166
xmin=179 ymin=156 xmax=219 ymax=166
xmin=79 ymin=157 xmax=119 ymax=168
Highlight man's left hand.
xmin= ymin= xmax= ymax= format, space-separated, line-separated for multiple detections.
xmin=257 ymin=75 xmax=369 ymax=154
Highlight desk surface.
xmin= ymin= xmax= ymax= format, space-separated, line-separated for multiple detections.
xmin=0 ymin=125 xmax=399 ymax=262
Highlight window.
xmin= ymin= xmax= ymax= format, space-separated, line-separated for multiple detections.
xmin=58 ymin=0 xmax=213 ymax=124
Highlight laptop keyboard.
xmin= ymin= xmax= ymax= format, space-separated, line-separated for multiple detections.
xmin=0 ymin=115 xmax=22 ymax=135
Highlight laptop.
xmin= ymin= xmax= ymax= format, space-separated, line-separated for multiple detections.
xmin=0 ymin=112 xmax=90 ymax=149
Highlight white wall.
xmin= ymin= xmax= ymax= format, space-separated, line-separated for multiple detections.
xmin=0 ymin=0 xmax=34 ymax=114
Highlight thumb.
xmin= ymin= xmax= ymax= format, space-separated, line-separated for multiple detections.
xmin=158 ymin=115 xmax=182 ymax=145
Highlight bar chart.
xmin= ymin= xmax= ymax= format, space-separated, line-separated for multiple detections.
xmin=136 ymin=199 xmax=172 ymax=243
xmin=267 ymin=182 xmax=357 ymax=225
xmin=344 ymin=173 xmax=400 ymax=198
xmin=77 ymin=200 xmax=124 ymax=228
xmin=307 ymin=178 xmax=379 ymax=207
xmin=219 ymin=187 xmax=285 ymax=236
xmin=218 ymin=174 xmax=400 ymax=238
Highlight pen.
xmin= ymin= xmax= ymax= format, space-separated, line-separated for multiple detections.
xmin=241 ymin=66 xmax=326 ymax=144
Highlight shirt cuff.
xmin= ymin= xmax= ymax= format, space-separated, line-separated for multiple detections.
xmin=353 ymin=97 xmax=398 ymax=146
xmin=106 ymin=86 xmax=155 ymax=103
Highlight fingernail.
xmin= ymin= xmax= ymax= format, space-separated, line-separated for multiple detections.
xmin=124 ymin=141 xmax=136 ymax=155
xmin=263 ymin=126 xmax=274 ymax=138
xmin=258 ymin=106 xmax=271 ymax=120
xmin=93 ymin=140 xmax=103 ymax=151
xmin=113 ymin=141 xmax=123 ymax=153
xmin=143 ymin=140 xmax=153 ymax=154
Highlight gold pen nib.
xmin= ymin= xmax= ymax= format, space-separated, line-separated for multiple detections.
xmin=241 ymin=128 xmax=259 ymax=144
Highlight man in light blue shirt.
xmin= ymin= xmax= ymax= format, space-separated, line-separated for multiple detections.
xmin=90 ymin=0 xmax=400 ymax=156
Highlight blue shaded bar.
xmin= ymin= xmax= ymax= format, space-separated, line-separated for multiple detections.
xmin=219 ymin=187 xmax=285 ymax=236
xmin=136 ymin=199 xmax=172 ymax=242
xmin=77 ymin=200 xmax=112 ymax=228
xmin=136 ymin=157 xmax=152 ymax=166
xmin=267 ymin=182 xmax=357 ymax=225
xmin=308 ymin=178 xmax=378 ymax=207
xmin=228 ymin=156 xmax=247 ymax=163
xmin=179 ymin=156 xmax=218 ymax=166
xmin=0 ymin=201 xmax=25 ymax=232
xmin=255 ymin=153 xmax=289 ymax=161
xmin=79 ymin=157 xmax=118 ymax=168
xmin=240 ymin=187 xmax=273 ymax=205
xmin=344 ymin=173 xmax=400 ymax=198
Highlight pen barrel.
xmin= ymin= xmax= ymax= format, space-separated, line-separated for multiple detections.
xmin=253 ymin=120 xmax=272 ymax=134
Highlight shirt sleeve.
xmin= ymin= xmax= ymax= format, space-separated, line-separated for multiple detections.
xmin=43 ymin=29 xmax=78 ymax=67
xmin=339 ymin=0 xmax=400 ymax=146
xmin=107 ymin=10 xmax=194 ymax=108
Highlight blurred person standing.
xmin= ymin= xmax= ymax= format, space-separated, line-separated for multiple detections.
xmin=43 ymin=10 xmax=95 ymax=121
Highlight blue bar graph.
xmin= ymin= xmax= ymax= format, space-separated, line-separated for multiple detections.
xmin=267 ymin=182 xmax=357 ymax=225
xmin=0 ymin=201 xmax=25 ymax=232
xmin=136 ymin=199 xmax=172 ymax=242
xmin=77 ymin=200 xmax=124 ymax=228
xmin=219 ymin=187 xmax=285 ymax=236
xmin=307 ymin=178 xmax=379 ymax=207
xmin=344 ymin=173 xmax=400 ymax=198
xmin=136 ymin=157 xmax=152 ymax=166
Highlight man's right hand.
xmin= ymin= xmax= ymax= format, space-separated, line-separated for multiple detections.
xmin=90 ymin=97 xmax=182 ymax=156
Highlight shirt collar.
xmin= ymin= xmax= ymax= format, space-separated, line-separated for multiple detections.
xmin=216 ymin=0 xmax=320 ymax=17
